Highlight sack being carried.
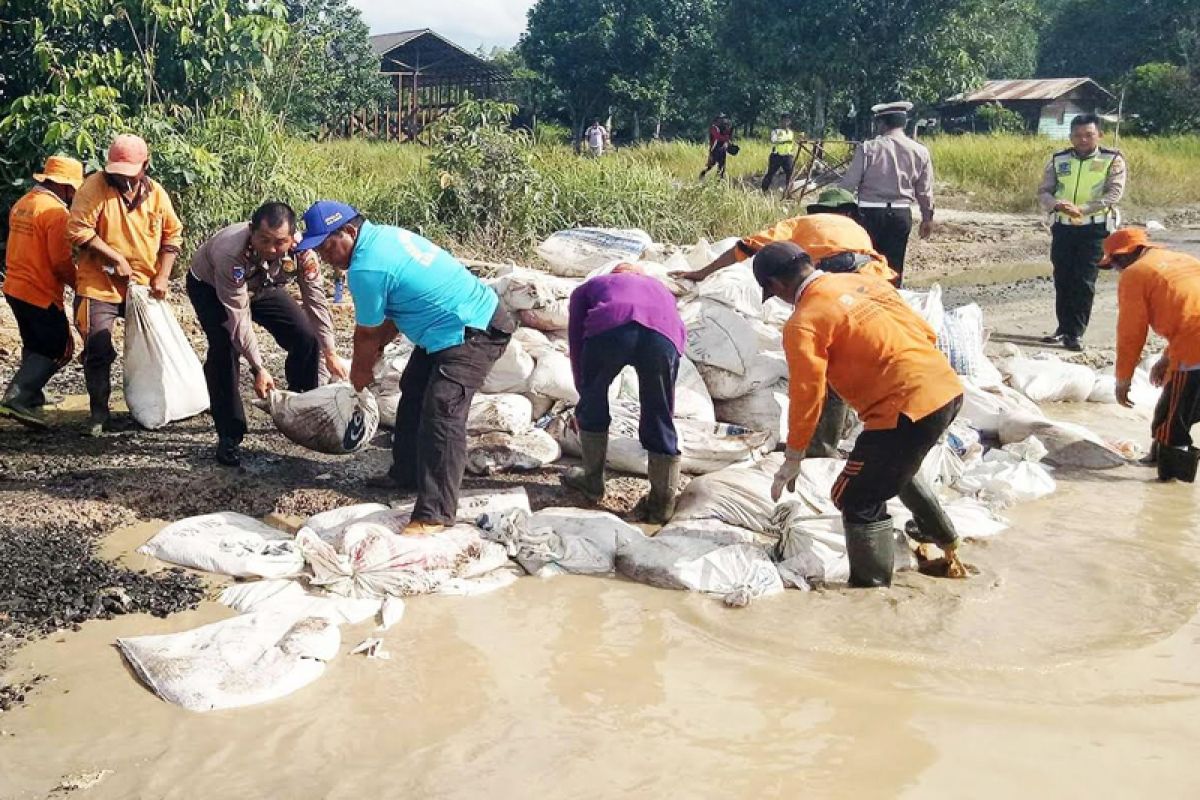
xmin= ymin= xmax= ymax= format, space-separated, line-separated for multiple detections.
xmin=265 ymin=384 xmax=380 ymax=455
xmin=123 ymin=284 xmax=209 ymax=429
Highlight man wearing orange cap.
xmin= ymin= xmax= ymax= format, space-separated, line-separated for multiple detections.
xmin=1103 ymin=227 xmax=1200 ymax=482
xmin=67 ymin=134 xmax=183 ymax=436
xmin=1 ymin=156 xmax=85 ymax=428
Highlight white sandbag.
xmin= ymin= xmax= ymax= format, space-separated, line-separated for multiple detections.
xmin=770 ymin=503 xmax=917 ymax=589
xmin=956 ymin=436 xmax=1056 ymax=506
xmin=616 ymin=536 xmax=783 ymax=607
xmin=468 ymin=393 xmax=533 ymax=435
xmin=117 ymin=609 xmax=337 ymax=712
xmin=491 ymin=268 xmax=576 ymax=312
xmin=614 ymin=357 xmax=716 ymax=423
xmin=656 ymin=518 xmax=765 ymax=547
xmin=670 ymin=455 xmax=847 ymax=531
xmin=139 ymin=513 xmax=303 ymax=578
xmin=300 ymin=503 xmax=391 ymax=544
xmin=997 ymin=346 xmax=1096 ymax=403
xmin=536 ymin=228 xmax=652 ymax=277
xmin=518 ymin=300 xmax=570 ymax=331
xmin=959 ymin=376 xmax=1045 ymax=436
xmin=482 ymin=507 xmax=643 ymax=576
xmin=434 ymin=564 xmax=523 ymax=596
xmin=466 ymin=428 xmax=562 ymax=475
xmin=750 ymin=319 xmax=783 ymax=352
xmin=550 ymin=403 xmax=771 ymax=475
xmin=297 ymin=523 xmax=494 ymax=599
xmin=937 ymin=303 xmax=1002 ymax=385
xmin=917 ymin=439 xmax=967 ymax=490
xmin=123 ymin=284 xmax=208 ymax=429
xmin=524 ymin=392 xmax=560 ymax=420
xmin=453 ymin=487 xmax=533 ymax=525
xmin=528 ymin=351 xmax=579 ymax=403
xmin=697 ymin=353 xmax=789 ymax=400
xmin=218 ymin=580 xmax=382 ymax=625
xmin=265 ymin=384 xmax=379 ymax=454
xmin=1089 ymin=366 xmax=1161 ymax=410
xmin=512 ymin=327 xmax=563 ymax=361
xmin=370 ymin=342 xmax=410 ymax=429
xmin=482 ymin=339 xmax=536 ymax=394
xmin=714 ymin=385 xmax=788 ymax=447
xmin=898 ymin=284 xmax=945 ymax=333
xmin=695 ymin=266 xmax=764 ymax=319
xmin=762 ymin=297 xmax=793 ymax=327
xmin=998 ymin=409 xmax=1126 ymax=469
xmin=681 ymin=299 xmax=761 ymax=376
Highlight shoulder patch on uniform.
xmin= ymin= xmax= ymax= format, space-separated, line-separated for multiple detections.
xmin=1053 ymin=147 xmax=1074 ymax=157
xmin=232 ymin=265 xmax=245 ymax=284
xmin=1099 ymin=146 xmax=1122 ymax=156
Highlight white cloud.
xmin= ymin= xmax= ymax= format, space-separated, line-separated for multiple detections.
xmin=349 ymin=0 xmax=536 ymax=51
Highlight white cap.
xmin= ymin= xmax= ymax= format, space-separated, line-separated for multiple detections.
xmin=871 ymin=101 xmax=913 ymax=116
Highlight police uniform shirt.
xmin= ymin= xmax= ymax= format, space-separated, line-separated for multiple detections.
xmin=840 ymin=128 xmax=935 ymax=220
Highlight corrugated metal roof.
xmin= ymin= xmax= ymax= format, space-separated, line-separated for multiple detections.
xmin=945 ymin=78 xmax=1114 ymax=104
xmin=370 ymin=30 xmax=428 ymax=56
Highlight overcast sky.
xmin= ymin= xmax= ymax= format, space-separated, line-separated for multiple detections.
xmin=349 ymin=0 xmax=537 ymax=52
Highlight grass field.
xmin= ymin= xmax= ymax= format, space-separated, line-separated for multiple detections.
xmin=272 ymin=134 xmax=1200 ymax=258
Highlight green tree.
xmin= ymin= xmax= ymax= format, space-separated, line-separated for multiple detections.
xmin=267 ymin=0 xmax=390 ymax=133
xmin=1125 ymin=62 xmax=1200 ymax=135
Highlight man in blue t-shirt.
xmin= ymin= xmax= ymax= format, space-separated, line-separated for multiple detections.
xmin=298 ymin=201 xmax=514 ymax=535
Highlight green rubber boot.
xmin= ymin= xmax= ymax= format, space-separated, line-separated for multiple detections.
xmin=0 ymin=353 xmax=58 ymax=430
xmin=845 ymin=518 xmax=896 ymax=588
xmin=898 ymin=476 xmax=960 ymax=549
xmin=639 ymin=452 xmax=682 ymax=524
xmin=562 ymin=430 xmax=608 ymax=501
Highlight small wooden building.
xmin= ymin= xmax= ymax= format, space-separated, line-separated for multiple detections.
xmin=940 ymin=78 xmax=1116 ymax=138
xmin=343 ymin=29 xmax=509 ymax=142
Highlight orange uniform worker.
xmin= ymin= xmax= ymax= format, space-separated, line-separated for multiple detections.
xmin=753 ymin=241 xmax=965 ymax=587
xmin=1104 ymin=228 xmax=1200 ymax=482
xmin=1 ymin=156 xmax=85 ymax=429
xmin=67 ymin=134 xmax=183 ymax=436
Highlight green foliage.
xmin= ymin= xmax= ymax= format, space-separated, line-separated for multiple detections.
xmin=427 ymin=100 xmax=547 ymax=253
xmin=1125 ymin=63 xmax=1200 ymax=136
xmin=267 ymin=0 xmax=391 ymax=133
xmin=974 ymin=104 xmax=1028 ymax=134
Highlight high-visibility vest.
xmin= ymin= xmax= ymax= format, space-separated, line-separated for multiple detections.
xmin=770 ymin=128 xmax=796 ymax=156
xmin=1053 ymin=147 xmax=1119 ymax=226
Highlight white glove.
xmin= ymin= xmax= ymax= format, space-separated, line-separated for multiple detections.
xmin=771 ymin=448 xmax=805 ymax=501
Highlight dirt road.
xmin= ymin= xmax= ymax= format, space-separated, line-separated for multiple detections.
xmin=2 ymin=213 xmax=1200 ymax=798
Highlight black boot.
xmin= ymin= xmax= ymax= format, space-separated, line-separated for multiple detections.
xmin=637 ymin=452 xmax=681 ymax=524
xmin=1138 ymin=441 xmax=1159 ymax=466
xmin=845 ymin=518 xmax=896 ymax=588
xmin=562 ymin=430 xmax=608 ymax=501
xmin=0 ymin=353 xmax=58 ymax=430
xmin=1158 ymin=446 xmax=1200 ymax=483
xmin=216 ymin=436 xmax=243 ymax=467
xmin=898 ymin=476 xmax=960 ymax=548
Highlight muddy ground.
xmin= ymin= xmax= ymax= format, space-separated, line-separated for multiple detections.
xmin=1 ymin=209 xmax=1198 ymax=706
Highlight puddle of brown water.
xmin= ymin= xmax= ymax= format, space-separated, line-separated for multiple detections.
xmin=2 ymin=405 xmax=1200 ymax=799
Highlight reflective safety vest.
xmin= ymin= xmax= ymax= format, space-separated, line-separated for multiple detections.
xmin=770 ymin=128 xmax=797 ymax=156
xmin=1053 ymin=147 xmax=1119 ymax=226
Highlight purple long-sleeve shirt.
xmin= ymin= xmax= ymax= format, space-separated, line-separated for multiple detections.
xmin=567 ymin=273 xmax=687 ymax=387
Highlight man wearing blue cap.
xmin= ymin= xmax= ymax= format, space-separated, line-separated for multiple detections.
xmin=298 ymin=201 xmax=514 ymax=535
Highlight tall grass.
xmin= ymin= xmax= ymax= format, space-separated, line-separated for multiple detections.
xmin=926 ymin=134 xmax=1200 ymax=212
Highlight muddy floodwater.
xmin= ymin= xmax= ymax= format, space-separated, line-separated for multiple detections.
xmin=2 ymin=404 xmax=1199 ymax=798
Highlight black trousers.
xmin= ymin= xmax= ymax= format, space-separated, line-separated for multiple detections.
xmin=761 ymin=153 xmax=795 ymax=191
xmin=575 ymin=322 xmax=680 ymax=456
xmin=703 ymin=143 xmax=728 ymax=176
xmin=1153 ymin=370 xmax=1200 ymax=448
xmin=187 ymin=273 xmax=320 ymax=443
xmin=805 ymin=390 xmax=848 ymax=458
xmin=859 ymin=206 xmax=913 ymax=285
xmin=5 ymin=293 xmax=70 ymax=362
xmin=832 ymin=396 xmax=963 ymax=526
xmin=73 ymin=295 xmax=126 ymax=416
xmin=1050 ymin=223 xmax=1107 ymax=340
xmin=391 ymin=304 xmax=513 ymax=525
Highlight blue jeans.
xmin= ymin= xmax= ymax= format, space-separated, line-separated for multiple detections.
xmin=575 ymin=322 xmax=680 ymax=456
